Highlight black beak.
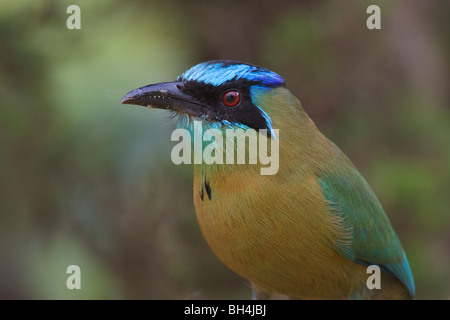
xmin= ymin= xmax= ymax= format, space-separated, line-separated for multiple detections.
xmin=120 ymin=81 xmax=205 ymax=117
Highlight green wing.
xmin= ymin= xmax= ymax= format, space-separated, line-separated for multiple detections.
xmin=319 ymin=170 xmax=415 ymax=297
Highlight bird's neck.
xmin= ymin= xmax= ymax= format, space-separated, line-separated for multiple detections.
xmin=193 ymin=87 xmax=333 ymax=184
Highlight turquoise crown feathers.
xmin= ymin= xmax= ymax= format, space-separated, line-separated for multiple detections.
xmin=179 ymin=60 xmax=285 ymax=88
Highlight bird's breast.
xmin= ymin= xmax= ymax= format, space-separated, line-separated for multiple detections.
xmin=192 ymin=165 xmax=366 ymax=299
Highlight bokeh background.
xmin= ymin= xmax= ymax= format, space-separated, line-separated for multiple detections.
xmin=0 ymin=0 xmax=449 ymax=299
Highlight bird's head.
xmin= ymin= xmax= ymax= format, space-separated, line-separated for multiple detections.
xmin=121 ymin=60 xmax=288 ymax=138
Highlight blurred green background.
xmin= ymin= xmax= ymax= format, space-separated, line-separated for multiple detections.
xmin=0 ymin=0 xmax=449 ymax=299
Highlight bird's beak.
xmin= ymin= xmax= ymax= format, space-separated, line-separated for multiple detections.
xmin=120 ymin=81 xmax=205 ymax=117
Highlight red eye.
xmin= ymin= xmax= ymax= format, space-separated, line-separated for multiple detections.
xmin=222 ymin=90 xmax=240 ymax=107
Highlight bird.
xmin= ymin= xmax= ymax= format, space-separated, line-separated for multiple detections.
xmin=121 ymin=60 xmax=415 ymax=299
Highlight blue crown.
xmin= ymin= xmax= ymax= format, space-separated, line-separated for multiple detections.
xmin=179 ymin=60 xmax=285 ymax=88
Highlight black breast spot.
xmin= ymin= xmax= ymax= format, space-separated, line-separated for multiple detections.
xmin=204 ymin=179 xmax=212 ymax=200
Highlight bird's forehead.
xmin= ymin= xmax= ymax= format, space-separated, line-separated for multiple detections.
xmin=179 ymin=60 xmax=285 ymax=88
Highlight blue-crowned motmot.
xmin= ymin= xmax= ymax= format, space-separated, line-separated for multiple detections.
xmin=121 ymin=60 xmax=415 ymax=299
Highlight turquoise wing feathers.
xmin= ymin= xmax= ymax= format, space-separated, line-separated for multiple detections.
xmin=319 ymin=170 xmax=415 ymax=297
